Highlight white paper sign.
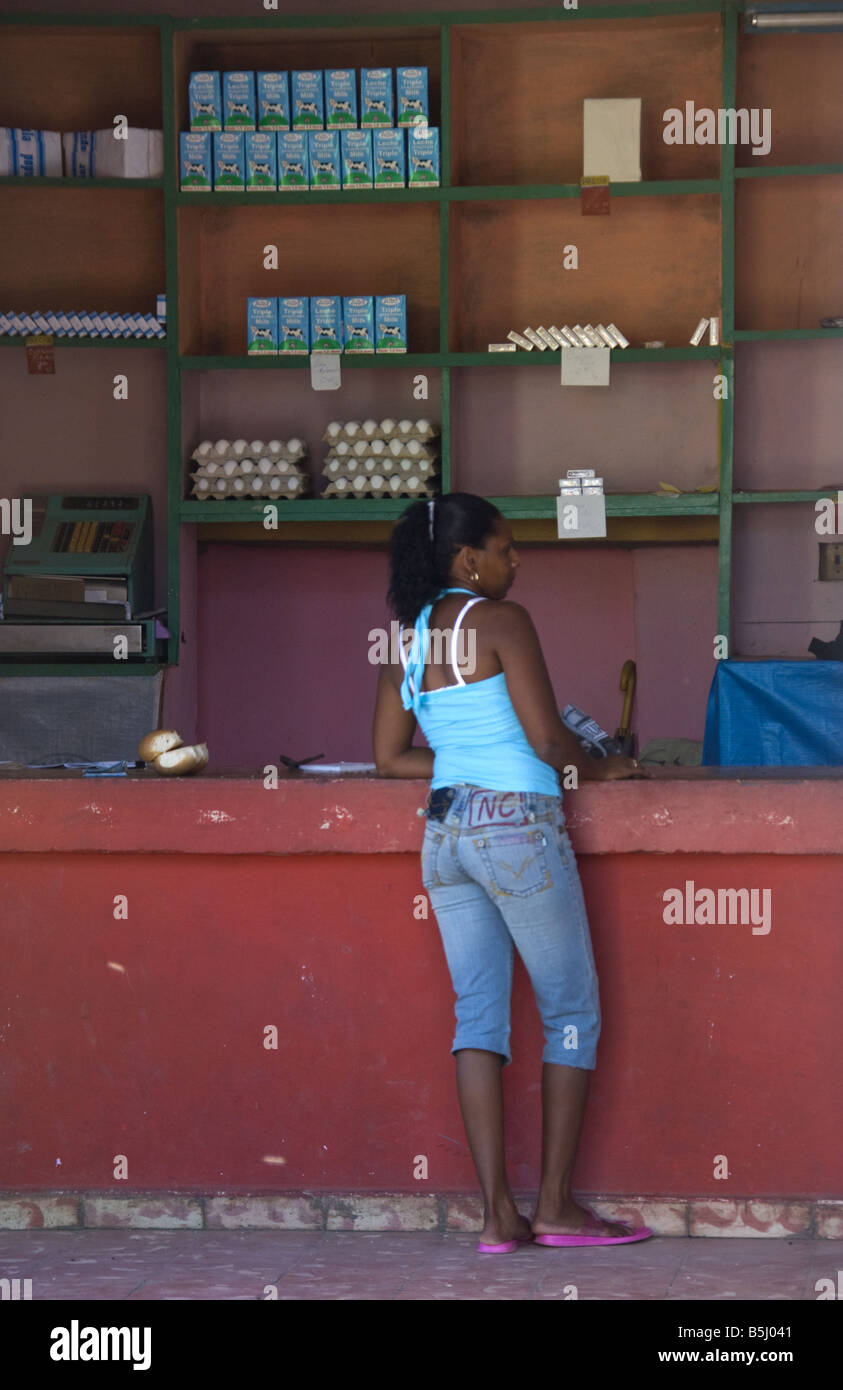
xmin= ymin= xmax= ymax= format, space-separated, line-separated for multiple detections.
xmin=560 ymin=346 xmax=610 ymax=387
xmin=310 ymin=353 xmax=341 ymax=390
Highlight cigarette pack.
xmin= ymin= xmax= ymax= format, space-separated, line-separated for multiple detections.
xmin=506 ymin=330 xmax=533 ymax=350
xmin=606 ymin=322 xmax=629 ymax=348
xmin=689 ymin=317 xmax=709 ymax=346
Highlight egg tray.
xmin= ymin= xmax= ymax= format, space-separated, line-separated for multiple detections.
xmin=322 ymin=476 xmax=438 ymax=499
xmin=322 ymin=457 xmax=437 ymax=481
xmin=324 ymin=439 xmax=437 ymax=465
xmin=192 ymin=475 xmax=310 ymax=499
xmin=191 ymin=438 xmax=308 ymax=466
xmin=191 ymin=458 xmax=308 ymax=480
xmin=322 ymin=419 xmax=438 ymax=446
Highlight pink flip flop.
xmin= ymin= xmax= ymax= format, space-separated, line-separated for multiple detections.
xmin=477 ymin=1234 xmax=536 ymax=1255
xmin=534 ymin=1221 xmax=652 ymax=1248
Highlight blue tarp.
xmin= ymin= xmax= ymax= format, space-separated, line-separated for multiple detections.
xmin=702 ymin=660 xmax=843 ymax=766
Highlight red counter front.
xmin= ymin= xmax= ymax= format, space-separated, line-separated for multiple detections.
xmin=0 ymin=770 xmax=841 ymax=1206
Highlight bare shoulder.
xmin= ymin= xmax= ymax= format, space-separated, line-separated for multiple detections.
xmin=475 ymin=599 xmax=536 ymax=632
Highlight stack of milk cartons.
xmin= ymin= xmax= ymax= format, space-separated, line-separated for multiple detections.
xmin=320 ymin=418 xmax=439 ymax=499
xmin=180 ymin=68 xmax=439 ymax=192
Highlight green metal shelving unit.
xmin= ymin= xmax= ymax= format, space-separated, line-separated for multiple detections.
xmin=1 ymin=0 xmax=841 ymax=676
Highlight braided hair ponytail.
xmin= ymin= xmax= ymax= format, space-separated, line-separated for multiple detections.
xmin=386 ymin=492 xmax=501 ymax=626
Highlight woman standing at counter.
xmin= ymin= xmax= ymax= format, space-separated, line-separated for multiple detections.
xmin=373 ymin=493 xmax=652 ymax=1254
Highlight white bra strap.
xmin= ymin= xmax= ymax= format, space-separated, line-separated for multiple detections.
xmin=450 ymin=597 xmax=486 ymax=684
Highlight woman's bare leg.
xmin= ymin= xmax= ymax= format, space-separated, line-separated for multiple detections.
xmin=532 ymin=1063 xmax=632 ymax=1237
xmin=454 ymin=1049 xmax=532 ymax=1246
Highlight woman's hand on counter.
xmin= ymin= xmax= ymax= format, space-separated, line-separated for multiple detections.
xmin=594 ymin=755 xmax=652 ymax=780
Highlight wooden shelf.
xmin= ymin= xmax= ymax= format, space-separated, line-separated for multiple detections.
xmin=0 ymin=176 xmax=164 ymax=190
xmin=735 ymin=29 xmax=843 ymax=169
xmin=172 ymin=23 xmax=442 ymax=157
xmin=177 ymin=200 xmax=440 ymax=357
xmin=0 ymin=23 xmax=162 ymax=131
xmin=735 ymin=175 xmax=843 ymax=331
xmin=1 ymin=2 xmax=840 ymax=675
xmin=449 ymin=194 xmax=721 ymax=352
xmin=449 ymin=12 xmax=723 ymax=187
xmin=0 ymin=185 xmax=165 ymax=313
xmin=0 ymin=336 xmax=167 ymax=349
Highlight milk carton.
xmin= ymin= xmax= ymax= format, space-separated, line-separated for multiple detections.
xmin=325 ymin=70 xmax=357 ymax=129
xmin=245 ymin=131 xmax=277 ymax=190
xmin=361 ymin=69 xmax=394 ymax=128
xmin=291 ymin=71 xmax=324 ymax=130
xmin=341 ymin=129 xmax=373 ymax=189
xmin=189 ymin=72 xmax=222 ymax=131
xmin=223 ymin=72 xmax=256 ymax=131
xmin=397 ymin=68 xmax=429 ymax=127
xmin=180 ymin=132 xmax=212 ymax=190
xmin=310 ymin=296 xmax=343 ymax=352
xmin=278 ymin=297 xmax=310 ymax=354
xmin=213 ymin=132 xmax=245 ymax=190
xmin=308 ymin=130 xmax=340 ymax=189
xmin=408 ymin=124 xmax=439 ymax=186
xmin=277 ymin=132 xmax=308 ymax=189
xmin=257 ymin=72 xmax=290 ymax=130
xmin=248 ymin=297 xmax=278 ymax=355
xmin=373 ymin=128 xmax=405 ymax=187
xmin=342 ymin=296 xmax=375 ymax=353
xmin=376 ymin=295 xmax=407 ymax=353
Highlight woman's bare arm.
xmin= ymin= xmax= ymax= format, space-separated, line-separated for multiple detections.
xmin=486 ymin=601 xmax=646 ymax=781
xmin=372 ymin=663 xmax=435 ymax=778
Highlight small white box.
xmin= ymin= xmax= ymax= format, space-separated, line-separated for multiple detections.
xmin=583 ymin=98 xmax=642 ymax=182
xmin=557 ymin=493 xmax=607 ymax=538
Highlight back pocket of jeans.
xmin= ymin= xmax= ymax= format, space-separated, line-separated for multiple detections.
xmin=474 ymin=827 xmax=552 ymax=898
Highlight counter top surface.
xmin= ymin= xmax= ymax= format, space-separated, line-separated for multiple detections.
xmin=0 ymin=767 xmax=840 ymax=854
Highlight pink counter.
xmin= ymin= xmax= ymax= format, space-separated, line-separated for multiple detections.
xmin=1 ymin=769 xmax=841 ymax=1209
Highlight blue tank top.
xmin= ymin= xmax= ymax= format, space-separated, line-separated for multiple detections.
xmin=398 ymin=587 xmax=561 ymax=796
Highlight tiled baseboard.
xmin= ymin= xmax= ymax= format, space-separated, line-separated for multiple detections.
xmin=0 ymin=1194 xmax=841 ymax=1236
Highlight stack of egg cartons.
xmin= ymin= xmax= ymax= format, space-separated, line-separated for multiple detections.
xmin=320 ymin=417 xmax=438 ymax=499
xmin=189 ymin=437 xmax=309 ymax=499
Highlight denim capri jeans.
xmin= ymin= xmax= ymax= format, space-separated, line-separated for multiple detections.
xmin=421 ymin=785 xmax=601 ymax=1069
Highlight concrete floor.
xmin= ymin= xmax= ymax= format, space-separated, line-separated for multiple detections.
xmin=0 ymin=1230 xmax=840 ymax=1300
